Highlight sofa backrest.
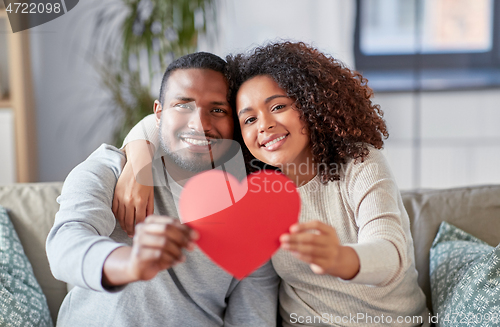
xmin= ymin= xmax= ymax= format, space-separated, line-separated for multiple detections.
xmin=0 ymin=182 xmax=65 ymax=324
xmin=1 ymin=182 xmax=500 ymax=320
xmin=401 ymin=185 xmax=500 ymax=312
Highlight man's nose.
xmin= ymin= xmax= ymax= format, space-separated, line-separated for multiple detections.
xmin=187 ymin=109 xmax=212 ymax=133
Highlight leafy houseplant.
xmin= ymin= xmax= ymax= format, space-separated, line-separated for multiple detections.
xmin=95 ymin=0 xmax=216 ymax=146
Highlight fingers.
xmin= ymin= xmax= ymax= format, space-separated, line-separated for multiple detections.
xmin=280 ymin=221 xmax=340 ymax=271
xmin=281 ymin=220 xmax=338 ymax=253
xmin=112 ymin=196 xmax=119 ymax=218
xmin=157 ymin=250 xmax=184 ymax=271
xmin=310 ymin=263 xmax=327 ymax=275
xmin=112 ymin=196 xmax=121 ymax=228
xmin=280 ymin=231 xmax=329 ymax=249
xmin=127 ymin=247 xmax=180 ymax=281
xmin=146 ymin=188 xmax=155 ymax=217
xmin=282 ymin=236 xmax=335 ymax=261
xmin=289 ymin=220 xmax=333 ymax=235
xmin=134 ymin=230 xmax=186 ymax=263
xmin=280 ymin=221 xmax=360 ymax=279
xmin=141 ymin=220 xmax=189 ymax=247
xmin=113 ymin=156 xmax=154 ymax=237
xmin=129 ymin=216 xmax=198 ymax=279
xmin=139 ymin=216 xmax=198 ymax=249
xmin=117 ymin=201 xmax=127 ymax=234
xmin=134 ymin=199 xmax=148 ymax=231
xmin=282 ymin=239 xmax=334 ymax=275
xmin=124 ymin=200 xmax=135 ymax=237
xmin=143 ymin=247 xmax=182 ymax=267
xmin=282 ymin=240 xmax=322 ymax=254
xmin=129 ymin=187 xmax=155 ymax=236
xmin=144 ymin=216 xmax=193 ymax=235
xmin=123 ymin=193 xmax=152 ymax=237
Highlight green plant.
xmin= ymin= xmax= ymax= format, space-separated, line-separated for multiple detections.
xmin=95 ymin=0 xmax=216 ymax=146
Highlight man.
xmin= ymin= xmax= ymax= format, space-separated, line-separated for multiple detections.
xmin=46 ymin=52 xmax=279 ymax=326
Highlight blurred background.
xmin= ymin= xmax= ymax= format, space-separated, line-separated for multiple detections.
xmin=0 ymin=0 xmax=499 ymax=190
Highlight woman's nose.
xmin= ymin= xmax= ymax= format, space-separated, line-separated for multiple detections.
xmin=258 ymin=113 xmax=275 ymax=132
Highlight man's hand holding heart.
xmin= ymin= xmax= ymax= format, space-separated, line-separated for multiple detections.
xmin=102 ymin=216 xmax=199 ymax=287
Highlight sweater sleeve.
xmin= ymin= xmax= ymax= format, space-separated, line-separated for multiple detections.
xmin=46 ymin=144 xmax=128 ymax=292
xmin=121 ymin=114 xmax=159 ymax=150
xmin=344 ymin=147 xmax=408 ymax=286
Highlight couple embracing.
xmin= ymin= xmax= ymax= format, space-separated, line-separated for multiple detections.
xmin=47 ymin=41 xmax=428 ymax=327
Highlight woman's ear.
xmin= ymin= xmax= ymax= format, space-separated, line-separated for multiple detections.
xmin=153 ymin=100 xmax=162 ymax=128
xmin=300 ymin=125 xmax=309 ymax=135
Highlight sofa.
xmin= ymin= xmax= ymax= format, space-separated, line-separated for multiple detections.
xmin=1 ymin=182 xmax=500 ymax=323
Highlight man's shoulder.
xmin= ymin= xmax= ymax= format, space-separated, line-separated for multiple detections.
xmin=85 ymin=143 xmax=126 ymax=171
xmin=62 ymin=144 xmax=126 ymax=195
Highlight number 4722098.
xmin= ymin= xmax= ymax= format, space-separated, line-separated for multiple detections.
xmin=6 ymin=2 xmax=61 ymax=14
xmin=442 ymin=312 xmax=498 ymax=324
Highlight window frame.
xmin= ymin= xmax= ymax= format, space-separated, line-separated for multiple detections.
xmin=354 ymin=0 xmax=500 ymax=72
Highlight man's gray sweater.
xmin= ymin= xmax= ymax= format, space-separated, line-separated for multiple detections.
xmin=46 ymin=144 xmax=279 ymax=326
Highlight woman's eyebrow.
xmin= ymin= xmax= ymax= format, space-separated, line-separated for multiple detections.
xmin=265 ymin=94 xmax=288 ymax=103
xmin=238 ymin=95 xmax=289 ymax=118
xmin=238 ymin=107 xmax=253 ymax=118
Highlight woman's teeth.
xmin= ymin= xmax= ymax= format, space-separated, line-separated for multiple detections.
xmin=184 ymin=138 xmax=211 ymax=146
xmin=264 ymin=135 xmax=287 ymax=147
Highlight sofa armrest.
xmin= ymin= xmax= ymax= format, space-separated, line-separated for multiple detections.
xmin=0 ymin=182 xmax=67 ymax=323
xmin=401 ymin=184 xmax=500 ymax=313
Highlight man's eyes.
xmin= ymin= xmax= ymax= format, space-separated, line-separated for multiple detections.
xmin=173 ymin=104 xmax=228 ymax=114
xmin=212 ymin=108 xmax=232 ymax=116
xmin=174 ymin=103 xmax=194 ymax=110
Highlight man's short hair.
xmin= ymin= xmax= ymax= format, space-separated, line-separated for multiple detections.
xmin=158 ymin=52 xmax=227 ymax=105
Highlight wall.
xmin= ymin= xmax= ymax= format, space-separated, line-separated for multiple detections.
xmin=29 ymin=0 xmax=117 ymax=182
xmin=199 ymin=0 xmax=356 ymax=66
xmin=0 ymin=109 xmax=16 ymax=184
xmin=0 ymin=15 xmax=15 ymax=184
xmin=29 ymin=0 xmax=356 ymax=182
xmin=27 ymin=0 xmax=499 ymax=189
xmin=376 ymin=88 xmax=500 ymax=190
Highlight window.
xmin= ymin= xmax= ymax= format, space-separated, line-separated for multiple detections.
xmin=354 ymin=0 xmax=500 ymax=91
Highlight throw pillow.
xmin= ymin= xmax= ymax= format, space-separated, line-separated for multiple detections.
xmin=0 ymin=205 xmax=53 ymax=327
xmin=430 ymin=221 xmax=500 ymax=327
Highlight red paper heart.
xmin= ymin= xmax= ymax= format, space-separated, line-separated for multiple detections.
xmin=180 ymin=170 xmax=300 ymax=279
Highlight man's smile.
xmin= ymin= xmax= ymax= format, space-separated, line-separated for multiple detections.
xmin=181 ymin=136 xmax=214 ymax=146
xmin=178 ymin=134 xmax=222 ymax=153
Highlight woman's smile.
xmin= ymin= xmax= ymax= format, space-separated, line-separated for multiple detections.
xmin=259 ymin=133 xmax=289 ymax=150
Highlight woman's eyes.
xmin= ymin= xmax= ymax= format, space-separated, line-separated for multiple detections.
xmin=244 ymin=117 xmax=256 ymax=124
xmin=242 ymin=104 xmax=287 ymax=125
xmin=271 ymin=104 xmax=286 ymax=111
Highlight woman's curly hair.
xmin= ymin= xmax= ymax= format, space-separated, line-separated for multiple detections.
xmin=226 ymin=41 xmax=389 ymax=183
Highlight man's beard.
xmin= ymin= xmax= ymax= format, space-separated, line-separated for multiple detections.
xmin=159 ymin=121 xmax=217 ymax=173
xmin=160 ymin=137 xmax=215 ymax=173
